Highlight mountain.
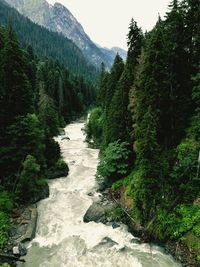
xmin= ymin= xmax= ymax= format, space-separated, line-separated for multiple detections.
xmin=0 ymin=0 xmax=98 ymax=82
xmin=111 ymin=47 xmax=127 ymax=61
xmin=99 ymin=46 xmax=127 ymax=63
xmin=4 ymin=0 xmax=127 ymax=68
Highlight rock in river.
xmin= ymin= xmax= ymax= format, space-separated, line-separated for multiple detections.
xmin=83 ymin=203 xmax=106 ymax=223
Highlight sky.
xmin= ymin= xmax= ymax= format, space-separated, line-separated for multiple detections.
xmin=47 ymin=0 xmax=170 ymax=50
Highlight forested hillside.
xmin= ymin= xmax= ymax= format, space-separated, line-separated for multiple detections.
xmin=86 ymin=0 xmax=200 ymax=263
xmin=4 ymin=0 xmax=127 ymax=68
xmin=0 ymin=21 xmax=95 ymax=253
xmin=0 ymin=0 xmax=98 ymax=83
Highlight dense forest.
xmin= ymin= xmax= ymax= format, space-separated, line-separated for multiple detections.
xmin=1 ymin=0 xmax=200 ymax=265
xmin=86 ymin=0 xmax=200 ymax=262
xmin=0 ymin=22 xmax=96 ymax=252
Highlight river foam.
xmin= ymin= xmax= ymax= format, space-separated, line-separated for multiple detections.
xmin=20 ymin=121 xmax=181 ymax=267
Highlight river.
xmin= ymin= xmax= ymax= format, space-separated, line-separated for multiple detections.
xmin=19 ymin=121 xmax=181 ymax=267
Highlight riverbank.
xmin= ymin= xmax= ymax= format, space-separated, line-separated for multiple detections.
xmin=87 ymin=186 xmax=200 ymax=267
xmin=3 ymin=120 xmax=184 ymax=267
xmin=0 ymin=205 xmax=38 ymax=267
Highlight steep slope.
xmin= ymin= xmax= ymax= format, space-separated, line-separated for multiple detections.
xmin=4 ymin=0 xmax=127 ymax=68
xmin=0 ymin=0 xmax=98 ymax=82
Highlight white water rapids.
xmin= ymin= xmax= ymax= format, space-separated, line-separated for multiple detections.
xmin=20 ymin=121 xmax=181 ymax=267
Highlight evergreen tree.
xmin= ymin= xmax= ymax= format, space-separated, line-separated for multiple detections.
xmin=0 ymin=114 xmax=45 ymax=189
xmin=0 ymin=25 xmax=33 ymax=131
xmin=102 ymin=55 xmax=124 ymax=145
xmin=126 ymin=18 xmax=143 ymax=80
xmin=104 ymin=54 xmax=124 ymax=110
xmin=163 ymin=0 xmax=193 ymax=148
xmin=133 ymin=20 xmax=169 ymax=220
xmin=16 ymin=155 xmax=47 ymax=203
xmin=97 ymin=63 xmax=109 ymax=108
xmin=108 ymin=19 xmax=143 ymax=145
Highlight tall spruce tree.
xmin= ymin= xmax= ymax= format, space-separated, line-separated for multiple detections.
xmin=104 ymin=54 xmax=124 ymax=110
xmin=0 ymin=24 xmax=33 ymax=130
xmin=102 ymin=55 xmax=124 ymax=145
xmin=133 ymin=20 xmax=169 ymax=220
xmin=163 ymin=0 xmax=193 ymax=148
xmin=0 ymin=25 xmax=34 ymax=185
xmin=104 ymin=19 xmax=143 ymax=146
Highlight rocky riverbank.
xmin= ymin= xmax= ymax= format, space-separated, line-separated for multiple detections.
xmin=0 ymin=205 xmax=38 ymax=267
xmin=0 ymin=182 xmax=50 ymax=267
xmin=84 ymin=188 xmax=200 ymax=267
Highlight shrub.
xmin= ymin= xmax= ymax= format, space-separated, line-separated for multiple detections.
xmin=155 ymin=204 xmax=200 ymax=241
xmin=0 ymin=212 xmax=9 ymax=249
xmin=16 ymin=155 xmax=47 ymax=203
xmin=85 ymin=108 xmax=103 ymax=145
xmin=97 ymin=140 xmax=131 ymax=183
xmin=0 ymin=190 xmax=13 ymax=212
xmin=55 ymin=159 xmax=69 ymax=173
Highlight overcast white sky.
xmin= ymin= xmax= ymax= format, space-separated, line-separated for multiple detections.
xmin=47 ymin=0 xmax=170 ymax=50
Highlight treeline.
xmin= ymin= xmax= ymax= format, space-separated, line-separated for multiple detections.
xmin=0 ymin=24 xmax=95 ymax=248
xmin=0 ymin=0 xmax=98 ymax=83
xmin=86 ymin=0 xmax=200 ymax=261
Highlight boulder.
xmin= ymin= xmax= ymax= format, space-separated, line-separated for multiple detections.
xmin=10 ymin=206 xmax=38 ymax=243
xmin=31 ymin=184 xmax=49 ymax=203
xmin=13 ymin=242 xmax=27 ymax=256
xmin=112 ymin=221 xmax=120 ymax=229
xmin=83 ymin=203 xmax=106 ymax=223
xmin=61 ymin=136 xmax=70 ymax=141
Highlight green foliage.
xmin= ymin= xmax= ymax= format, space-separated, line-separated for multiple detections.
xmin=0 ymin=0 xmax=98 ymax=83
xmin=155 ymin=205 xmax=200 ymax=241
xmin=171 ymin=138 xmax=200 ymax=202
xmin=38 ymin=92 xmax=60 ymax=137
xmin=55 ymin=159 xmax=69 ymax=173
xmin=44 ymin=138 xmax=60 ymax=168
xmin=97 ymin=141 xmax=131 ymax=182
xmin=0 ymin=23 xmax=94 ymax=206
xmin=0 ymin=190 xmax=13 ymax=212
xmin=16 ymin=155 xmax=47 ymax=203
xmin=193 ymin=225 xmax=200 ymax=237
xmin=0 ymin=24 xmax=33 ymax=134
xmin=0 ymin=113 xmax=45 ymax=187
xmin=106 ymin=207 xmax=125 ymax=222
xmin=85 ymin=108 xmax=103 ymax=145
xmin=111 ymin=170 xmax=135 ymax=191
xmin=0 ymin=212 xmax=9 ymax=249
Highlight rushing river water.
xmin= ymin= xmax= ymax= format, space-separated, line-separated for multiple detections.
xmin=19 ymin=121 xmax=181 ymax=267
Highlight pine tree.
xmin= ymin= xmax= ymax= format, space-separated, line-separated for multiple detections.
xmin=104 ymin=19 xmax=143 ymax=146
xmin=104 ymin=54 xmax=124 ymax=110
xmin=163 ymin=0 xmax=193 ymax=148
xmin=97 ymin=63 xmax=109 ymax=108
xmin=0 ymin=24 xmax=33 ymax=130
xmin=126 ymin=18 xmax=143 ymax=80
xmin=102 ymin=55 xmax=124 ymax=145
xmin=133 ymin=20 xmax=169 ymax=221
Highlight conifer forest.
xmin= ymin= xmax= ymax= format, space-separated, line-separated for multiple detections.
xmin=0 ymin=0 xmax=200 ymax=266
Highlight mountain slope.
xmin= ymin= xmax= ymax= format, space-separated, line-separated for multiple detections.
xmin=4 ymin=0 xmax=127 ymax=68
xmin=0 ymin=0 xmax=98 ymax=82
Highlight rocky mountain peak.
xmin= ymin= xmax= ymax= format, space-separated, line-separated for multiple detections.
xmin=4 ymin=0 xmax=127 ymax=68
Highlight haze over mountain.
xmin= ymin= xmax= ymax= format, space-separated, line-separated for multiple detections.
xmin=5 ymin=0 xmax=127 ymax=68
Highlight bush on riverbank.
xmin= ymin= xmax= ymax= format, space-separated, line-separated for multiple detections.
xmin=0 ymin=212 xmax=9 ymax=249
xmin=85 ymin=107 xmax=103 ymax=146
xmin=46 ymin=159 xmax=69 ymax=179
xmin=16 ymin=155 xmax=48 ymax=204
xmin=97 ymin=141 xmax=132 ymax=182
